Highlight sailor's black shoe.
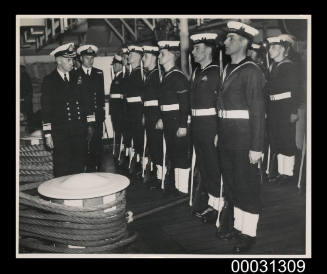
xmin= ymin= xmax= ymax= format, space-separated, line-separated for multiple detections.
xmin=233 ymin=234 xmax=256 ymax=253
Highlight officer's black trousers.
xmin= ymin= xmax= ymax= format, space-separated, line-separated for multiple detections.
xmin=52 ymin=125 xmax=87 ymax=177
xmin=219 ymin=149 xmax=262 ymax=214
xmin=192 ymin=125 xmax=221 ymax=197
xmin=162 ymin=117 xmax=190 ymax=169
xmin=87 ymin=121 xmax=103 ymax=169
xmin=145 ymin=117 xmax=163 ymax=165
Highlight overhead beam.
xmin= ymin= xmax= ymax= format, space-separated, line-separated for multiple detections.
xmin=141 ymin=18 xmax=155 ymax=31
xmin=119 ymin=19 xmax=137 ymax=40
xmin=104 ymin=19 xmax=125 ymax=43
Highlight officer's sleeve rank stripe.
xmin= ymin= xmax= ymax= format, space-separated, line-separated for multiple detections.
xmin=42 ymin=123 xmax=52 ymax=131
xmin=87 ymin=115 xmax=96 ymax=122
xmin=177 ymin=89 xmax=188 ymax=94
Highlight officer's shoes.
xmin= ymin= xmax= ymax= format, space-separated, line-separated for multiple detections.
xmin=216 ymin=228 xmax=241 ymax=241
xmin=201 ymin=208 xmax=218 ymax=224
xmin=233 ymin=234 xmax=256 ymax=253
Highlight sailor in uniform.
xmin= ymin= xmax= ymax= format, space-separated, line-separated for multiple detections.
xmin=189 ymin=33 xmax=224 ymax=224
xmin=142 ymin=45 xmax=164 ymax=188
xmin=157 ymin=40 xmax=191 ymax=195
xmin=265 ymin=34 xmax=299 ymax=185
xmin=216 ymin=21 xmax=266 ymax=253
xmin=41 ymin=43 xmax=94 ymax=177
xmin=76 ymin=44 xmax=105 ymax=172
xmin=108 ymin=54 xmax=125 ymax=163
xmin=125 ymin=44 xmax=146 ymax=178
xmin=247 ymin=42 xmax=268 ymax=77
xmin=118 ymin=47 xmax=132 ymax=171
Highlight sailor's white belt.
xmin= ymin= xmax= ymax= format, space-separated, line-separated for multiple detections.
xmin=42 ymin=123 xmax=51 ymax=131
xmin=160 ymin=104 xmax=179 ymax=111
xmin=218 ymin=110 xmax=249 ymax=119
xmin=144 ymin=100 xmax=159 ymax=107
xmin=110 ymin=93 xmax=124 ymax=99
xmin=126 ymin=96 xmax=142 ymax=103
xmin=269 ymin=91 xmax=291 ymax=101
xmin=192 ymin=108 xmax=217 ymax=116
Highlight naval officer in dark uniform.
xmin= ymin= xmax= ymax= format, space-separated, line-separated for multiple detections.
xmin=216 ymin=21 xmax=266 ymax=253
xmin=190 ymin=33 xmax=223 ymax=224
xmin=142 ymin=45 xmax=163 ymax=188
xmin=265 ymin=34 xmax=299 ymax=185
xmin=76 ymin=44 xmax=105 ymax=172
xmin=157 ymin=40 xmax=191 ymax=194
xmin=41 ymin=43 xmax=94 ymax=177
xmin=108 ymin=54 xmax=125 ymax=161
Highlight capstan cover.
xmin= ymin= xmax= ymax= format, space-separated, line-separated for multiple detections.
xmin=38 ymin=173 xmax=129 ymax=199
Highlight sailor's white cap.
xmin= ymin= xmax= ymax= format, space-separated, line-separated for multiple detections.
xmin=267 ymin=34 xmax=296 ymax=47
xmin=112 ymin=54 xmax=123 ymax=64
xmin=128 ymin=45 xmax=143 ymax=54
xmin=142 ymin=46 xmax=159 ymax=54
xmin=250 ymin=42 xmax=261 ymax=50
xmin=122 ymin=47 xmax=129 ymax=54
xmin=157 ymin=41 xmax=180 ymax=50
xmin=77 ymin=44 xmax=98 ymax=56
xmin=227 ymin=21 xmax=259 ymax=39
xmin=190 ymin=33 xmax=218 ymax=45
xmin=50 ymin=42 xmax=76 ymax=58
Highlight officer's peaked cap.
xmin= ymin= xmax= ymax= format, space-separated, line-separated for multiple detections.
xmin=50 ymin=43 xmax=76 ymax=58
xmin=77 ymin=45 xmax=98 ymax=56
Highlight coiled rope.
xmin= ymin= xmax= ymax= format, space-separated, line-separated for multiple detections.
xmin=19 ymin=143 xmax=54 ymax=182
xmin=19 ymin=182 xmax=137 ymax=253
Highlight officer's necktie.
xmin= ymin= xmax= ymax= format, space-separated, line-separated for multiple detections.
xmin=64 ymin=73 xmax=69 ymax=83
xmin=87 ymin=69 xmax=90 ymax=77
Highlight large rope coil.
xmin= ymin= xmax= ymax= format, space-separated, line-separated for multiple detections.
xmin=19 ymin=182 xmax=137 ymax=253
xmin=19 ymin=143 xmax=54 ymax=182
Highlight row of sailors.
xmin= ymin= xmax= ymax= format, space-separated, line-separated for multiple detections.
xmin=40 ymin=20 xmax=300 ymax=253
xmin=108 ymin=21 xmax=300 ymax=253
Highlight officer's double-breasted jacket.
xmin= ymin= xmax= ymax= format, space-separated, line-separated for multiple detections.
xmin=75 ymin=66 xmax=105 ymax=123
xmin=41 ymin=69 xmax=92 ymax=136
xmin=217 ymin=57 xmax=266 ymax=151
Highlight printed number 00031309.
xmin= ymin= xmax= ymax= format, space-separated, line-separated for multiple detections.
xmin=231 ymin=260 xmax=306 ymax=273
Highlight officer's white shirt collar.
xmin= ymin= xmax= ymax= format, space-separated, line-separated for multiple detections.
xmin=82 ymin=65 xmax=92 ymax=75
xmin=57 ymin=68 xmax=70 ymax=81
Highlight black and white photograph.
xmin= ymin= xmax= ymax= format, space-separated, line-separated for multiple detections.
xmin=16 ymin=15 xmax=311 ymax=259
